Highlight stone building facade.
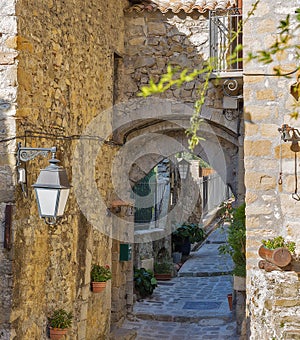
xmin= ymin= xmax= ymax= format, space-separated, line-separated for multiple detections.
xmin=2 ymin=0 xmax=299 ymax=339
xmin=243 ymin=0 xmax=300 ymax=338
xmin=123 ymin=2 xmax=244 ymax=275
xmin=0 ymin=0 xmax=132 ymax=339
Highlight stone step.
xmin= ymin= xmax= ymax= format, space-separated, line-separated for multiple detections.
xmin=109 ymin=328 xmax=137 ymax=340
xmin=178 ymin=270 xmax=233 ymax=277
xmin=133 ymin=313 xmax=233 ymax=323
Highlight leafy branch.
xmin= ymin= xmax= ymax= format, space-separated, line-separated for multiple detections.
xmin=246 ymin=8 xmax=300 ymax=118
xmin=138 ymin=2 xmax=259 ymax=150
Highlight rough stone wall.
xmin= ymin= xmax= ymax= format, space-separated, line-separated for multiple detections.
xmin=0 ymin=0 xmax=129 ymax=339
xmin=243 ymin=0 xmax=300 ymax=338
xmin=124 ymin=10 xmax=240 ymax=135
xmin=124 ymin=8 xmax=243 ymax=201
xmin=111 ymin=206 xmax=134 ymax=328
xmin=0 ymin=1 xmax=17 ymax=338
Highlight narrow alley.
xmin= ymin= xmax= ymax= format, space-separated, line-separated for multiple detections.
xmin=117 ymin=225 xmax=238 ymax=340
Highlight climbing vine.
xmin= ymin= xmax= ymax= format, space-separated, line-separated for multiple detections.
xmin=139 ymin=1 xmax=300 ymax=149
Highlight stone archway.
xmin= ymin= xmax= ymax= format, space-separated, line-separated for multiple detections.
xmin=112 ymin=98 xmax=241 ymax=200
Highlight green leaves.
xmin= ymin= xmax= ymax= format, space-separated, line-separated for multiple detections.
xmin=91 ymin=264 xmax=112 ymax=282
xmin=138 ymin=65 xmax=204 ymax=97
xmin=49 ymin=309 xmax=73 ymax=329
xmin=262 ymin=236 xmax=296 ymax=253
xmin=218 ymin=203 xmax=246 ymax=277
xmin=134 ymin=268 xmax=157 ymax=298
xmin=172 ymin=222 xmax=206 ymax=243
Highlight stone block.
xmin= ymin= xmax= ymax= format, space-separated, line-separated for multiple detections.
xmin=274 ymin=143 xmax=294 ymax=159
xmin=0 ymin=52 xmax=18 ymax=65
xmin=274 ymin=299 xmax=300 ymax=307
xmin=148 ymin=22 xmax=166 ymax=35
xmin=257 ymin=19 xmax=276 ymax=33
xmin=256 ymin=89 xmax=275 ymax=101
xmin=128 ymin=37 xmax=146 ymax=46
xmin=244 ymin=123 xmax=259 ymax=136
xmin=0 ymin=16 xmax=17 ymax=34
xmin=260 ymin=124 xmax=280 ymax=138
xmin=140 ymin=258 xmax=154 ymax=271
xmin=128 ymin=17 xmax=145 ymax=26
xmin=244 ymin=140 xmax=272 ymax=156
xmin=245 ymin=191 xmax=258 ymax=204
xmin=245 ymin=106 xmax=272 ymax=121
xmin=134 ymin=56 xmax=155 ymax=68
xmin=246 ymin=203 xmax=273 ymax=216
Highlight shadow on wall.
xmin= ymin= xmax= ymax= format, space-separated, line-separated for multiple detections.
xmin=0 ymin=97 xmax=14 ymax=339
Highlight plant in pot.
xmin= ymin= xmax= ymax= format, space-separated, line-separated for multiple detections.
xmin=258 ymin=236 xmax=296 ymax=270
xmin=154 ymin=260 xmax=173 ymax=280
xmin=91 ymin=264 xmax=112 ymax=293
xmin=172 ymin=222 xmax=205 ymax=256
xmin=134 ymin=267 xmax=157 ymax=299
xmin=218 ymin=203 xmax=246 ymax=290
xmin=48 ymin=309 xmax=73 ymax=340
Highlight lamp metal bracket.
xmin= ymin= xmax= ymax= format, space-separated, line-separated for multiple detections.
xmin=17 ymin=142 xmax=57 ymax=166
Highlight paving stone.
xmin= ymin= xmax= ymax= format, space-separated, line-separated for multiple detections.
xmin=121 ymin=225 xmax=238 ymax=339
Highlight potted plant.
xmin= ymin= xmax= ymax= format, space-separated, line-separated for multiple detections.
xmin=258 ymin=236 xmax=296 ymax=269
xmin=48 ymin=309 xmax=73 ymax=340
xmin=172 ymin=222 xmax=205 ymax=256
xmin=154 ymin=261 xmax=173 ymax=280
xmin=91 ymin=264 xmax=112 ymax=293
xmin=134 ymin=267 xmax=157 ymax=299
xmin=218 ymin=203 xmax=246 ymax=290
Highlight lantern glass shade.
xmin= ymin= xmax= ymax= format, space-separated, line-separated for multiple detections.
xmin=34 ymin=187 xmax=70 ymax=218
xmin=32 ymin=158 xmax=70 ymax=221
xmin=178 ymin=158 xmax=190 ymax=179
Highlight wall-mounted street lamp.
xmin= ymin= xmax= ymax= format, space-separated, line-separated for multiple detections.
xmin=178 ymin=158 xmax=190 ymax=180
xmin=17 ymin=143 xmax=71 ymax=225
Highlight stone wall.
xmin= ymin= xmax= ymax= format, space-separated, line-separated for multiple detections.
xmin=0 ymin=0 xmax=130 ymax=339
xmin=243 ymin=0 xmax=300 ymax=338
xmin=124 ymin=8 xmax=243 ymax=198
xmin=0 ymin=0 xmax=17 ymax=338
xmin=124 ymin=9 xmax=241 ymax=136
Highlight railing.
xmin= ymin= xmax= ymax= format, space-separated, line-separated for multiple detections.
xmin=200 ymin=172 xmax=231 ymax=214
xmin=133 ymin=180 xmax=170 ymax=226
xmin=209 ymin=8 xmax=243 ymax=72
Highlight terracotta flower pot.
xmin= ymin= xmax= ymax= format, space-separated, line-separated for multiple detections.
xmin=49 ymin=328 xmax=68 ymax=340
xmin=258 ymin=245 xmax=292 ymax=267
xmin=154 ymin=273 xmax=172 ymax=281
xmin=227 ymin=293 xmax=233 ymax=311
xmin=92 ymin=281 xmax=106 ymax=293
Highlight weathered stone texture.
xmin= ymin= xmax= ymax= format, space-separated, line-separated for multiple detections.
xmin=0 ymin=0 xmax=17 ymax=338
xmin=124 ymin=10 xmax=240 ymax=136
xmin=0 ymin=0 xmax=128 ymax=339
xmin=244 ymin=0 xmax=300 ymax=338
xmin=248 ymin=271 xmax=300 ymax=339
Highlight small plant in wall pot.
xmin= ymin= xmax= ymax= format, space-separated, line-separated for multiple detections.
xmin=91 ymin=264 xmax=112 ymax=293
xmin=48 ymin=309 xmax=73 ymax=340
xmin=261 ymin=236 xmax=296 ymax=253
xmin=259 ymin=236 xmax=296 ymax=271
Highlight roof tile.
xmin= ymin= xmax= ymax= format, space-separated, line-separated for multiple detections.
xmin=127 ymin=0 xmax=237 ymax=13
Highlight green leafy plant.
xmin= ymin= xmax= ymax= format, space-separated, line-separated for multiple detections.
xmin=134 ymin=268 xmax=157 ymax=298
xmin=154 ymin=261 xmax=173 ymax=274
xmin=172 ymin=222 xmax=205 ymax=243
xmin=48 ymin=309 xmax=73 ymax=329
xmin=219 ymin=203 xmax=246 ymax=277
xmin=219 ymin=201 xmax=233 ymax=222
xmin=91 ymin=264 xmax=112 ymax=282
xmin=262 ymin=236 xmax=296 ymax=253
